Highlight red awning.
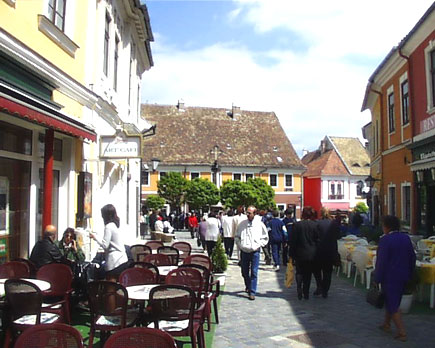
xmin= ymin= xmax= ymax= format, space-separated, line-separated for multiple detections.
xmin=0 ymin=95 xmax=96 ymax=142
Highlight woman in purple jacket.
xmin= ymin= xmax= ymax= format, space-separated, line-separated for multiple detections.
xmin=375 ymin=215 xmax=416 ymax=342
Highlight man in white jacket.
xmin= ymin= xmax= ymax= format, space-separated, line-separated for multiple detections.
xmin=235 ymin=205 xmax=269 ymax=300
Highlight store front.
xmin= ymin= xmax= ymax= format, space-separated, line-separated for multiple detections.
xmin=0 ymin=80 xmax=95 ymax=262
xmin=410 ymin=138 xmax=435 ymax=237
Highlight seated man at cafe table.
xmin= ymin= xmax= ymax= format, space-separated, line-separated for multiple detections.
xmin=30 ymin=224 xmax=66 ymax=269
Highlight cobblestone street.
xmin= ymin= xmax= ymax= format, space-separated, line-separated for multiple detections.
xmin=213 ymin=255 xmax=435 ymax=348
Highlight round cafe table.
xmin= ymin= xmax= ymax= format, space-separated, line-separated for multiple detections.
xmin=417 ymin=262 xmax=435 ymax=309
xmin=126 ymin=284 xmax=160 ymax=301
xmin=0 ymin=278 xmax=51 ymax=297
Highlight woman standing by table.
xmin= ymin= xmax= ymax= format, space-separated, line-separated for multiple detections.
xmin=375 ymin=215 xmax=416 ymax=342
xmin=90 ymin=204 xmax=129 ymax=282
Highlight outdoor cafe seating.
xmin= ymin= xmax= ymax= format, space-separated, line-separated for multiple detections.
xmin=13 ymin=323 xmax=84 ymax=348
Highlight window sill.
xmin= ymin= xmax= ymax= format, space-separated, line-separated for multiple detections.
xmin=427 ymin=106 xmax=435 ymax=115
xmin=38 ymin=15 xmax=79 ymax=57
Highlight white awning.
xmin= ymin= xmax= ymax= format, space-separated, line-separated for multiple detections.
xmin=410 ymin=157 xmax=435 ymax=171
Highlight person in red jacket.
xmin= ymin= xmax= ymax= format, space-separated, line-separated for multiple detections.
xmin=188 ymin=212 xmax=199 ymax=239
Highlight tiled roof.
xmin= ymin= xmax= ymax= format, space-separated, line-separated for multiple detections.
xmin=328 ymin=136 xmax=370 ymax=176
xmin=302 ymin=149 xmax=348 ymax=177
xmin=141 ymin=104 xmax=305 ymax=169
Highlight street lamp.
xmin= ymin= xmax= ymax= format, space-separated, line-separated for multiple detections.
xmin=142 ymin=158 xmax=160 ymax=172
xmin=364 ymin=175 xmax=379 ymax=189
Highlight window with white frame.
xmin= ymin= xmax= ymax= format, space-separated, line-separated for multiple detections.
xmin=141 ymin=171 xmax=149 ymax=186
xmin=431 ymin=49 xmax=435 ymax=108
xmin=388 ymin=185 xmax=396 ymax=216
xmin=401 ymin=80 xmax=409 ymax=126
xmin=128 ymin=43 xmax=135 ymax=106
xmin=190 ymin=172 xmax=200 ymax=180
xmin=424 ymin=43 xmax=435 ymax=112
xmin=113 ymin=35 xmax=119 ymax=90
xmin=285 ymin=174 xmax=293 ymax=188
xmin=402 ymin=184 xmax=411 ymax=225
xmin=233 ymin=173 xmax=242 ymax=181
xmin=48 ymin=0 xmax=66 ymax=31
xmin=388 ymin=91 xmax=395 ymax=133
xmin=245 ymin=173 xmax=254 ymax=181
xmin=356 ymin=180 xmax=364 ymax=196
xmin=328 ymin=180 xmax=344 ymax=200
xmin=269 ymin=174 xmax=277 ymax=187
xmin=103 ymin=11 xmax=110 ymax=76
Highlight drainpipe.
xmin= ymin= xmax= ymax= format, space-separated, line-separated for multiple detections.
xmin=370 ymin=87 xmax=384 ymax=223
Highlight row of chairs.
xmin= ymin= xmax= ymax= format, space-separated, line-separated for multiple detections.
xmin=13 ymin=323 xmax=177 ymax=348
xmin=88 ymin=265 xmax=215 ymax=348
xmin=130 ymin=241 xmax=192 ymax=265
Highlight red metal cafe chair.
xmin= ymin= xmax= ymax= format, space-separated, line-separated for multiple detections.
xmin=157 ymin=246 xmax=180 ymax=266
xmin=14 ymin=323 xmax=84 ymax=348
xmin=3 ymin=279 xmax=62 ymax=347
xmin=145 ymin=241 xmax=164 ymax=251
xmin=87 ymin=281 xmax=139 ymax=348
xmin=183 ymin=254 xmax=212 ymax=273
xmin=103 ymin=327 xmax=177 ymax=348
xmin=130 ymin=244 xmax=152 ymax=262
xmin=148 ymin=285 xmax=204 ymax=348
xmin=0 ymin=261 xmax=30 ymax=279
xmin=171 ymin=242 xmax=192 ymax=262
xmin=36 ymin=263 xmax=73 ymax=324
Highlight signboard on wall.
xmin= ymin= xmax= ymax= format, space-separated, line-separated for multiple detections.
xmin=77 ymin=172 xmax=92 ymax=219
xmin=100 ymin=134 xmax=141 ymax=158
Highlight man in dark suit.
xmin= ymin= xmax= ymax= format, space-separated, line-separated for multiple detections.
xmin=30 ymin=224 xmax=65 ymax=269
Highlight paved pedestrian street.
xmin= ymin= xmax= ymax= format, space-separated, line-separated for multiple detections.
xmin=213 ymin=258 xmax=435 ymax=348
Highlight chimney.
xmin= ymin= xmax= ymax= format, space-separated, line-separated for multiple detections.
xmin=231 ymin=104 xmax=241 ymax=119
xmin=177 ymin=99 xmax=185 ymax=111
xmin=320 ymin=140 xmax=326 ymax=153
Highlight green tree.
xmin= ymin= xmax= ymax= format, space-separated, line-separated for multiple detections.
xmin=185 ymin=178 xmax=220 ymax=211
xmin=157 ymin=172 xmax=188 ymax=211
xmin=219 ymin=180 xmax=255 ymax=209
xmin=145 ymin=195 xmax=166 ymax=211
xmin=220 ymin=178 xmax=275 ymax=210
xmin=353 ymin=202 xmax=369 ymax=214
xmin=211 ymin=236 xmax=228 ymax=273
xmin=247 ymin=177 xmax=276 ymax=210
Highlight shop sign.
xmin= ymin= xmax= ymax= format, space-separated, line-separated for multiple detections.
xmin=412 ymin=141 xmax=435 ymax=162
xmin=421 ymin=114 xmax=435 ymax=133
xmin=0 ymin=238 xmax=6 ymax=256
xmin=77 ymin=172 xmax=92 ymax=219
xmin=100 ymin=135 xmax=141 ymax=158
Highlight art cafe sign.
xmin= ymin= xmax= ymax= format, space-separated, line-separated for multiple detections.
xmin=421 ymin=114 xmax=435 ymax=133
xmin=100 ymin=134 xmax=141 ymax=158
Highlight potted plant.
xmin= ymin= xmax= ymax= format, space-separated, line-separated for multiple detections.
xmin=400 ymin=270 xmax=419 ymax=314
xmin=211 ymin=236 xmax=228 ymax=286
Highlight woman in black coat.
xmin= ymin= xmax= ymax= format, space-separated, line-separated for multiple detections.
xmin=289 ymin=206 xmax=320 ymax=300
xmin=313 ymin=208 xmax=340 ymax=298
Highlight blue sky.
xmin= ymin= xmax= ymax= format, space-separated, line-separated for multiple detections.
xmin=141 ymin=0 xmax=434 ymax=156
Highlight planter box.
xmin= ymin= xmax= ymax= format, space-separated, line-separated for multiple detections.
xmin=400 ymin=294 xmax=414 ymax=314
xmin=213 ymin=272 xmax=227 ymax=286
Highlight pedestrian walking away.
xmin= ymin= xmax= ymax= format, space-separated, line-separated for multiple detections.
xmin=235 ymin=205 xmax=269 ymax=301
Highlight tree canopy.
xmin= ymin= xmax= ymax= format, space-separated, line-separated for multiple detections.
xmin=184 ymin=178 xmax=220 ymax=211
xmin=220 ymin=178 xmax=275 ymax=210
xmin=145 ymin=195 xmax=166 ymax=211
xmin=157 ymin=172 xmax=188 ymax=211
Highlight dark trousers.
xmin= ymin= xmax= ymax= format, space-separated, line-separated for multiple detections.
xmin=313 ymin=261 xmax=333 ymax=296
xmin=262 ymin=242 xmax=271 ymax=264
xmin=295 ymin=260 xmax=314 ymax=298
xmin=206 ymin=241 xmax=217 ymax=257
xmin=282 ymin=243 xmax=289 ymax=265
xmin=271 ymin=242 xmax=281 ymax=266
xmin=223 ymin=237 xmax=234 ymax=258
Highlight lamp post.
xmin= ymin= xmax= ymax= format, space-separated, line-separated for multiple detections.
xmin=210 ymin=145 xmax=221 ymax=186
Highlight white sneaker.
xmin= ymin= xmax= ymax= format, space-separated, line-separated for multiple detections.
xmin=276 ymin=265 xmax=280 ymax=271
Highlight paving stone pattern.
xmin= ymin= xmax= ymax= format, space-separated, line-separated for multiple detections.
xmin=212 ymin=252 xmax=435 ymax=348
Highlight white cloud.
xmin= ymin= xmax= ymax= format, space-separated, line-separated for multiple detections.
xmin=141 ymin=0 xmax=433 ymax=156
